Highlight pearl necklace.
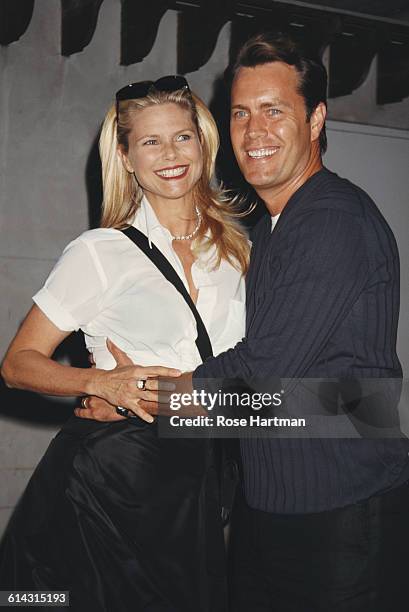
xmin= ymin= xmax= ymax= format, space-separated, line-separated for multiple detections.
xmin=171 ymin=206 xmax=201 ymax=241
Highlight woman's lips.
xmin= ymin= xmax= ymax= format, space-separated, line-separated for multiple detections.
xmin=155 ymin=165 xmax=189 ymax=180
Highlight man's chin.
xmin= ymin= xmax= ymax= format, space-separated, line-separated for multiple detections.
xmin=239 ymin=164 xmax=278 ymax=186
xmin=243 ymin=174 xmax=278 ymax=191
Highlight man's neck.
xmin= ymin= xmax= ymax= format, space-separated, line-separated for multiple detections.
xmin=260 ymin=157 xmax=323 ymax=216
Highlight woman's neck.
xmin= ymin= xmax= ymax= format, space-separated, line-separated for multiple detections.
xmin=144 ymin=192 xmax=198 ymax=239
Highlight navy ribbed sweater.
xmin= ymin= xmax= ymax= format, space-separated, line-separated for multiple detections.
xmin=194 ymin=167 xmax=409 ymax=514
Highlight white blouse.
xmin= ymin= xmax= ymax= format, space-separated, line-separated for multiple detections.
xmin=33 ymin=196 xmax=246 ymax=372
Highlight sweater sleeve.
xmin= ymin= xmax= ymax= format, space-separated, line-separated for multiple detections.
xmin=194 ymin=207 xmax=368 ymax=383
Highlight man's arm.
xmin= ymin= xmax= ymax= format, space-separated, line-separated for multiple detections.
xmin=195 ymin=207 xmax=368 ymax=383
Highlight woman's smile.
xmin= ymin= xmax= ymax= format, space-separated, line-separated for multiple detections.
xmin=154 ymin=164 xmax=190 ymax=180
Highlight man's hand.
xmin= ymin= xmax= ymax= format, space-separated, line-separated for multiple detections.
xmin=137 ymin=370 xmax=195 ymax=417
xmin=76 ymin=340 xmax=181 ymax=422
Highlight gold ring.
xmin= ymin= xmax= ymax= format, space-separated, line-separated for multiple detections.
xmin=81 ymin=397 xmax=89 ymax=409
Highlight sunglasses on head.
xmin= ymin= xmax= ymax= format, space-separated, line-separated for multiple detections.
xmin=115 ymin=75 xmax=190 ymax=116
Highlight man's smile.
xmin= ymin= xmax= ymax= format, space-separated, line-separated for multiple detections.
xmin=246 ymin=147 xmax=279 ymax=159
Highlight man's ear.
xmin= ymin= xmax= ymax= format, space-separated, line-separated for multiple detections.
xmin=310 ymin=102 xmax=327 ymax=144
xmin=117 ymin=146 xmax=134 ymax=174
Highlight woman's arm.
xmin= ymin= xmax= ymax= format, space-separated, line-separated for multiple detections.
xmin=1 ymin=305 xmax=180 ymax=421
xmin=2 ymin=306 xmax=94 ymax=395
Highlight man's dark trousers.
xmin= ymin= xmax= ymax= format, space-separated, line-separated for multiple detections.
xmin=228 ymin=480 xmax=409 ymax=611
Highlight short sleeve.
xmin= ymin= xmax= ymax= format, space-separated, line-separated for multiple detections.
xmin=33 ymin=237 xmax=107 ymax=332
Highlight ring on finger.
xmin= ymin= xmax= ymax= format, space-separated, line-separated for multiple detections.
xmin=136 ymin=379 xmax=147 ymax=391
xmin=116 ymin=406 xmax=130 ymax=417
xmin=81 ymin=397 xmax=90 ymax=409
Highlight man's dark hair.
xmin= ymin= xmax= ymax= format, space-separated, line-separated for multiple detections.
xmin=231 ymin=31 xmax=328 ymax=154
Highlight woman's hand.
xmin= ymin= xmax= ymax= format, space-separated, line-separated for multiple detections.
xmin=1 ymin=308 xmax=178 ymax=425
xmin=74 ymin=396 xmax=124 ymax=422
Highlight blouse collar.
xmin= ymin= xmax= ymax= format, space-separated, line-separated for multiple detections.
xmin=132 ymin=194 xmax=170 ymax=248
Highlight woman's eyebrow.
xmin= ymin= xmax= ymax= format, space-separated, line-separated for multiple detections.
xmin=135 ymin=127 xmax=195 ymax=141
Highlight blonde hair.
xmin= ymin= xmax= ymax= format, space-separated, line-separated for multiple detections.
xmin=99 ymin=88 xmax=249 ymax=274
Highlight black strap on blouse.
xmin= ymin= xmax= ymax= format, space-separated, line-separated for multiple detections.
xmin=121 ymin=226 xmax=213 ymax=363
xmin=122 ymin=226 xmax=238 ymax=526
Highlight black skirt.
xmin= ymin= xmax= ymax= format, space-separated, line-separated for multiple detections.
xmin=0 ymin=416 xmax=227 ymax=612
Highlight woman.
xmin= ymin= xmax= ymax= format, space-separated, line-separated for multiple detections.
xmin=0 ymin=76 xmax=249 ymax=611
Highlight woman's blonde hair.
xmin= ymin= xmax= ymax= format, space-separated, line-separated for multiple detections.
xmin=99 ymin=87 xmax=249 ymax=274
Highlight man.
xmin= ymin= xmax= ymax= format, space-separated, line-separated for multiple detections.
xmin=202 ymin=32 xmax=408 ymax=611
xmin=82 ymin=32 xmax=409 ymax=611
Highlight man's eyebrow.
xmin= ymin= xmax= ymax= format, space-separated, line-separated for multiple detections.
xmin=231 ymin=98 xmax=293 ymax=110
xmin=260 ymin=98 xmax=292 ymax=109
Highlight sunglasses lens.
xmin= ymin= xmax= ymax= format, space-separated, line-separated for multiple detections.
xmin=115 ymin=76 xmax=190 ymax=107
xmin=116 ymin=81 xmax=152 ymax=101
xmin=153 ymin=75 xmax=189 ymax=92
